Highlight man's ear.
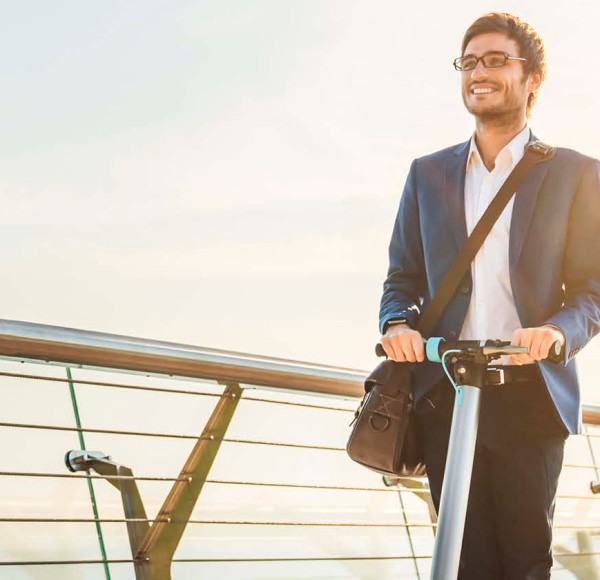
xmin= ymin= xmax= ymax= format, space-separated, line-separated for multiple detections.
xmin=527 ymin=72 xmax=542 ymax=94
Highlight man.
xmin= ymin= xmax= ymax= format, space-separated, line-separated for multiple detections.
xmin=379 ymin=12 xmax=600 ymax=579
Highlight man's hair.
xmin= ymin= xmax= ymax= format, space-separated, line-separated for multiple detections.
xmin=461 ymin=13 xmax=546 ymax=115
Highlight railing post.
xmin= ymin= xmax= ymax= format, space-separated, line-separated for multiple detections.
xmin=65 ymin=451 xmax=150 ymax=577
xmin=67 ymin=382 xmax=242 ymax=579
xmin=134 ymin=382 xmax=242 ymax=577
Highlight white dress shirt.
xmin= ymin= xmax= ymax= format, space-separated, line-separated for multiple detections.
xmin=459 ymin=126 xmax=530 ymax=362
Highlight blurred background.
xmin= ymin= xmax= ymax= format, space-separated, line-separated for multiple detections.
xmin=2 ymin=0 xmax=598 ymax=382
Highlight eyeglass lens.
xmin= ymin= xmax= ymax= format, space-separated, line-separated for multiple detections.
xmin=457 ymin=52 xmax=508 ymax=71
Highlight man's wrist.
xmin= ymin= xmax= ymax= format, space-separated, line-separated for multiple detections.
xmin=542 ymin=323 xmax=566 ymax=345
xmin=383 ymin=317 xmax=410 ymax=334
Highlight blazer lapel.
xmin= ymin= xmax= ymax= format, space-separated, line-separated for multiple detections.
xmin=509 ymin=141 xmax=553 ymax=267
xmin=444 ymin=141 xmax=470 ymax=251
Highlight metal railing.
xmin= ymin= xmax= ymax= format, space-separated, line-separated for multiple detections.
xmin=0 ymin=319 xmax=598 ymax=579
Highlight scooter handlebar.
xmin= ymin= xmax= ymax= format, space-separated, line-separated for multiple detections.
xmin=375 ymin=337 xmax=563 ymax=364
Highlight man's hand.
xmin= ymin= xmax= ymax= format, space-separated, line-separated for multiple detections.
xmin=509 ymin=325 xmax=565 ymax=365
xmin=381 ymin=323 xmax=425 ymax=363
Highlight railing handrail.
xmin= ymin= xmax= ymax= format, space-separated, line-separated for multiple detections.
xmin=1 ymin=319 xmax=599 ymax=423
xmin=0 ymin=319 xmax=365 ymax=399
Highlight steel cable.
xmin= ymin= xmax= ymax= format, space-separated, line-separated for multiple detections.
xmin=0 ymin=421 xmax=346 ymax=450
xmin=0 ymin=371 xmax=355 ymax=412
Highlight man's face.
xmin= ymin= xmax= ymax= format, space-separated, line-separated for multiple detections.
xmin=461 ymin=32 xmax=539 ymax=121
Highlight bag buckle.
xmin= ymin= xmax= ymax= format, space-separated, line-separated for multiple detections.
xmin=349 ymin=392 xmax=368 ymax=427
xmin=487 ymin=367 xmax=505 ymax=385
xmin=527 ymin=141 xmax=556 ymax=161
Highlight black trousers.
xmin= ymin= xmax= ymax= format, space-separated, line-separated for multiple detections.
xmin=417 ymin=371 xmax=568 ymax=580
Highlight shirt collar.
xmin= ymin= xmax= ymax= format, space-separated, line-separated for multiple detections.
xmin=468 ymin=126 xmax=531 ymax=172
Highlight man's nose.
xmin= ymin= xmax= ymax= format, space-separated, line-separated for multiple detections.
xmin=469 ymin=59 xmax=488 ymax=80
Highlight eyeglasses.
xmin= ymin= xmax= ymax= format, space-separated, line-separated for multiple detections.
xmin=453 ymin=51 xmax=527 ymax=72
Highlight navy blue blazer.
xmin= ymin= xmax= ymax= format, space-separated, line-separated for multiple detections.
xmin=379 ymin=138 xmax=600 ymax=434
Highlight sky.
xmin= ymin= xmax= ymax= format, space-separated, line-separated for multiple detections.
xmin=1 ymin=0 xmax=600 ymax=400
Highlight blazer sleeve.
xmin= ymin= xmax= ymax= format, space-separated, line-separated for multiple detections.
xmin=545 ymin=158 xmax=600 ymax=363
xmin=379 ymin=159 xmax=427 ymax=334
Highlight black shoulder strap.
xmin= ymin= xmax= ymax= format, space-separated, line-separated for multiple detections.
xmin=415 ymin=141 xmax=556 ymax=337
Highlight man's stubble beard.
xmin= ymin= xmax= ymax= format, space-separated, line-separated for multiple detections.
xmin=463 ymin=77 xmax=530 ymax=129
xmin=472 ymin=107 xmax=524 ymax=129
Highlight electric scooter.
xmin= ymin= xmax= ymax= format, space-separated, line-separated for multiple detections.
xmin=385 ymin=337 xmax=563 ymax=580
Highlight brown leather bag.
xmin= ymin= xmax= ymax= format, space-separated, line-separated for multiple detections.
xmin=347 ymin=360 xmax=425 ymax=477
xmin=346 ymin=142 xmax=555 ymax=477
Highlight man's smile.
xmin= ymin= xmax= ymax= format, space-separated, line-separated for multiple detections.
xmin=470 ymin=84 xmax=499 ymax=95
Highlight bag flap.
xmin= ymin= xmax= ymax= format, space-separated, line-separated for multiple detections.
xmin=364 ymin=360 xmax=411 ymax=396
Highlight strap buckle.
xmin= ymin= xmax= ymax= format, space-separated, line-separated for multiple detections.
xmin=487 ymin=367 xmax=505 ymax=385
xmin=527 ymin=141 xmax=556 ymax=160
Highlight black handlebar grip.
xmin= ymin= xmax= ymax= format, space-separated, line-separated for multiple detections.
xmin=546 ymin=340 xmax=564 ymax=364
